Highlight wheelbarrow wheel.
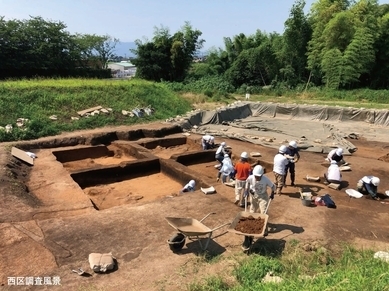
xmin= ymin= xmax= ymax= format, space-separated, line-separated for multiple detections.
xmin=167 ymin=233 xmax=186 ymax=252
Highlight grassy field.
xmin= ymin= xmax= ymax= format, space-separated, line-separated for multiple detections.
xmin=0 ymin=78 xmax=192 ymax=142
xmin=188 ymin=242 xmax=389 ymax=291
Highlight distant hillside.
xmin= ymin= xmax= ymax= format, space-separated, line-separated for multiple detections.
xmin=113 ymin=42 xmax=137 ymax=58
xmin=113 ymin=41 xmax=207 ymax=58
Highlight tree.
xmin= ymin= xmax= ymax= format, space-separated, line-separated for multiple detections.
xmin=307 ymin=0 xmax=350 ymax=83
xmin=132 ymin=22 xmax=204 ymax=81
xmin=280 ymin=0 xmax=312 ymax=86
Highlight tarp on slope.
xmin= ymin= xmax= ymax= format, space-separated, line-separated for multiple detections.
xmin=177 ymin=102 xmax=389 ymax=154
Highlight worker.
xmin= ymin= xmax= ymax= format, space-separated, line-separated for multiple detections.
xmin=327 ymin=147 xmax=346 ymax=165
xmin=357 ymin=176 xmax=381 ymax=201
xmin=273 ymin=145 xmax=289 ymax=196
xmin=179 ymin=180 xmax=196 ymax=194
xmin=217 ymin=154 xmax=234 ymax=183
xmin=201 ymin=135 xmax=214 ymax=150
xmin=215 ymin=142 xmax=227 ymax=168
xmin=284 ymin=140 xmax=300 ymax=187
xmin=324 ymin=160 xmax=342 ymax=184
xmin=234 ymin=152 xmax=252 ymax=207
xmin=242 ymin=165 xmax=276 ymax=251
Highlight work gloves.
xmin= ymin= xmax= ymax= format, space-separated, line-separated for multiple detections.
xmin=270 ymin=192 xmax=275 ymax=200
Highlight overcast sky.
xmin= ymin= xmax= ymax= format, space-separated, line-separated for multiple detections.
xmin=1 ymin=0 xmax=389 ymax=50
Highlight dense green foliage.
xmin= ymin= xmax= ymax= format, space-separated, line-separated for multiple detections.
xmin=0 ymin=79 xmax=191 ymax=142
xmin=177 ymin=0 xmax=389 ymax=91
xmin=131 ymin=22 xmax=204 ymax=82
xmin=189 ymin=245 xmax=389 ymax=291
xmin=0 ymin=16 xmax=118 ymax=78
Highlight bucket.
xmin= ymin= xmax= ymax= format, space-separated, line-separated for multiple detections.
xmin=301 ymin=196 xmax=312 ymax=207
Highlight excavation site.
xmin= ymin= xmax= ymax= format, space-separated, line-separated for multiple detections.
xmin=1 ymin=101 xmax=389 ymax=290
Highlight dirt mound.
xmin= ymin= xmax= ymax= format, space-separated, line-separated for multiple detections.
xmin=235 ymin=216 xmax=265 ymax=234
xmin=378 ymin=153 xmax=389 ymax=162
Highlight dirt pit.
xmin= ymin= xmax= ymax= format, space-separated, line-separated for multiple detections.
xmin=2 ymin=123 xmax=389 ymax=291
xmin=235 ymin=216 xmax=266 ymax=234
xmin=84 ymin=172 xmax=183 ymax=210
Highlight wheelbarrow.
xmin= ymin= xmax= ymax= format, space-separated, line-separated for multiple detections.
xmin=228 ymin=199 xmax=271 ymax=253
xmin=165 ymin=212 xmax=230 ymax=252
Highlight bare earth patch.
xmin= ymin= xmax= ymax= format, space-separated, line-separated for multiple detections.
xmin=0 ymin=122 xmax=389 ymax=291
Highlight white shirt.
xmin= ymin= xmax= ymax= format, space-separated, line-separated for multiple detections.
xmin=246 ymin=175 xmax=275 ymax=197
xmin=215 ymin=145 xmax=225 ymax=155
xmin=202 ymin=135 xmax=211 ymax=142
xmin=327 ymin=164 xmax=341 ymax=181
xmin=220 ymin=157 xmax=234 ymax=175
xmin=327 ymin=149 xmax=340 ymax=161
xmin=361 ymin=176 xmax=375 ymax=184
xmin=273 ymin=153 xmax=289 ymax=175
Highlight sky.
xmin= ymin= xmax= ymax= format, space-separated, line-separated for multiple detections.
xmin=1 ymin=0 xmax=389 ymax=51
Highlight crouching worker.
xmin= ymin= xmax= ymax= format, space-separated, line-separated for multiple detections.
xmin=241 ymin=165 xmax=276 ymax=251
xmin=357 ymin=176 xmax=381 ymax=201
xmin=179 ymin=180 xmax=196 ymax=194
xmin=327 ymin=147 xmax=346 ymax=165
xmin=324 ymin=160 xmax=342 ymax=185
xmin=201 ymin=135 xmax=214 ymax=150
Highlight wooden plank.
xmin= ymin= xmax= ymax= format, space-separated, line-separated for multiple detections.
xmin=11 ymin=147 xmax=34 ymax=165
xmin=77 ymin=106 xmax=103 ymax=116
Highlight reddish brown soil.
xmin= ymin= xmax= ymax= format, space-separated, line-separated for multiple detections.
xmin=235 ymin=216 xmax=265 ymax=234
xmin=0 ymin=122 xmax=389 ymax=291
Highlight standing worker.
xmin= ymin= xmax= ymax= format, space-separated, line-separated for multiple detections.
xmin=242 ymin=165 xmax=276 ymax=251
xmin=215 ymin=142 xmax=227 ymax=168
xmin=217 ymin=154 xmax=234 ymax=183
xmin=234 ymin=152 xmax=252 ymax=207
xmin=357 ymin=176 xmax=381 ymax=201
xmin=284 ymin=140 xmax=300 ymax=187
xmin=273 ymin=145 xmax=289 ymax=196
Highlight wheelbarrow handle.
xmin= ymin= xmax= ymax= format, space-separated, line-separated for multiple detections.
xmin=199 ymin=212 xmax=216 ymax=223
xmin=264 ymin=198 xmax=272 ymax=214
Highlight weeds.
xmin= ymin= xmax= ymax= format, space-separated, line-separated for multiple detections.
xmin=188 ymin=244 xmax=389 ymax=291
xmin=0 ymin=78 xmax=191 ymax=142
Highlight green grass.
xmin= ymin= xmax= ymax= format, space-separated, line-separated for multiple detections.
xmin=233 ymin=88 xmax=389 ymax=109
xmin=188 ymin=244 xmax=389 ymax=291
xmin=0 ymin=78 xmax=192 ymax=142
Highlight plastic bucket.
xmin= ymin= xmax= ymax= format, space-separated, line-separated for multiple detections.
xmin=301 ymin=196 xmax=312 ymax=207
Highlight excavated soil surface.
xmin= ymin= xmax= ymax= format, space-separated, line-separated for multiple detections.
xmin=1 ymin=122 xmax=389 ymax=291
xmin=235 ymin=216 xmax=265 ymax=234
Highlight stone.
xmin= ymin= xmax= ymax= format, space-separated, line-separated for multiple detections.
xmin=49 ymin=115 xmax=58 ymax=121
xmin=122 ymin=110 xmax=129 ymax=116
xmin=100 ymin=108 xmax=109 ymax=114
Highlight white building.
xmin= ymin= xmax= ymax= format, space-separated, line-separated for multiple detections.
xmin=108 ymin=61 xmax=137 ymax=78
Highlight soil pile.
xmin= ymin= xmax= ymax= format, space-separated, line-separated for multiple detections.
xmin=235 ymin=216 xmax=265 ymax=234
xmin=378 ymin=153 xmax=389 ymax=163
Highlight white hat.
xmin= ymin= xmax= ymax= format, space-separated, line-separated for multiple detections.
xmin=371 ymin=177 xmax=380 ymax=186
xmin=279 ymin=145 xmax=287 ymax=154
xmin=289 ymin=141 xmax=298 ymax=148
xmin=188 ymin=180 xmax=196 ymax=188
xmin=224 ymin=153 xmax=230 ymax=158
xmin=253 ymin=165 xmax=264 ymax=177
xmin=336 ymin=148 xmax=343 ymax=156
xmin=240 ymin=152 xmax=249 ymax=159
xmin=221 ymin=142 xmax=226 ymax=147
xmin=210 ymin=136 xmax=214 ymax=141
